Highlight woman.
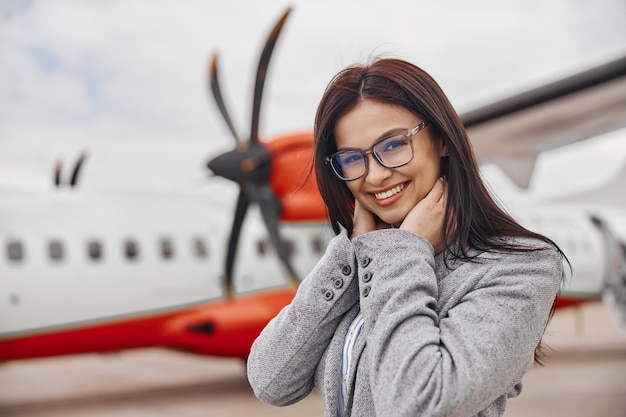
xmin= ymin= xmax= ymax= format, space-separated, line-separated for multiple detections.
xmin=247 ymin=58 xmax=564 ymax=417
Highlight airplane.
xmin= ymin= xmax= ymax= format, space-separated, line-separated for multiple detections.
xmin=1 ymin=7 xmax=625 ymax=362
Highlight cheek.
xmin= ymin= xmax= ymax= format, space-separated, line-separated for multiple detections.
xmin=402 ymin=157 xmax=438 ymax=180
xmin=344 ymin=181 xmax=360 ymax=198
xmin=346 ymin=181 xmax=373 ymax=207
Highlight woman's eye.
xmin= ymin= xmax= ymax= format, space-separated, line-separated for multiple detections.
xmin=339 ymin=152 xmax=363 ymax=166
xmin=380 ymin=137 xmax=408 ymax=152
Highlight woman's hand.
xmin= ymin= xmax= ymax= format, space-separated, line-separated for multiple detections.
xmin=351 ymin=200 xmax=387 ymax=239
xmin=400 ymin=177 xmax=447 ymax=253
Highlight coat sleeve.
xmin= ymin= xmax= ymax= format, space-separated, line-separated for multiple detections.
xmin=247 ymin=232 xmax=359 ymax=406
xmin=352 ymin=229 xmax=563 ymax=417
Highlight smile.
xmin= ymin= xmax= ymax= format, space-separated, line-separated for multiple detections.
xmin=373 ymin=183 xmax=406 ymax=200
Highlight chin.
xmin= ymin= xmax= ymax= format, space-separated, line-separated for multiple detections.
xmin=377 ymin=212 xmax=407 ymax=228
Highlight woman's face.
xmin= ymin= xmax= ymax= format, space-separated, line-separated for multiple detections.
xmin=334 ymin=100 xmax=447 ymax=227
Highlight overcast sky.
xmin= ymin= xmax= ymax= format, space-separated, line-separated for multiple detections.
xmin=1 ymin=0 xmax=625 ymax=191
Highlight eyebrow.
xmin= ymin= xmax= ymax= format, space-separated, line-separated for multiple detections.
xmin=337 ymin=127 xmax=409 ymax=151
xmin=376 ymin=127 xmax=408 ymax=139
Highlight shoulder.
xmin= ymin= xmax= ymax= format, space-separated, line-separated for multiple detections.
xmin=470 ymin=237 xmax=564 ymax=292
xmin=442 ymin=236 xmax=563 ymax=286
xmin=486 ymin=236 xmax=563 ymax=265
xmin=450 ymin=236 xmax=562 ymax=263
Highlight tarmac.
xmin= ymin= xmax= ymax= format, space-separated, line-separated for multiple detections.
xmin=0 ymin=301 xmax=625 ymax=417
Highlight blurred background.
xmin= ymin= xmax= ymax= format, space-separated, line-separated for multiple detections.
xmin=1 ymin=1 xmax=625 ymax=416
xmin=1 ymin=0 xmax=625 ymax=191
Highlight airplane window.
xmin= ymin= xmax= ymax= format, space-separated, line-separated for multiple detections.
xmin=125 ymin=239 xmax=139 ymax=261
xmin=87 ymin=241 xmax=103 ymax=261
xmin=257 ymin=240 xmax=268 ymax=256
xmin=160 ymin=238 xmax=174 ymax=260
xmin=48 ymin=240 xmax=64 ymax=261
xmin=285 ymin=240 xmax=296 ymax=256
xmin=257 ymin=239 xmax=295 ymax=256
xmin=6 ymin=241 xmax=24 ymax=262
xmin=311 ymin=236 xmax=324 ymax=254
xmin=193 ymin=237 xmax=208 ymax=259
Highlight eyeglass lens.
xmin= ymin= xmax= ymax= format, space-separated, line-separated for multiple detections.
xmin=332 ymin=134 xmax=412 ymax=180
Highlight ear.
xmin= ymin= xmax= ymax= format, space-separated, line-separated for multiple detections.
xmin=438 ymin=139 xmax=449 ymax=157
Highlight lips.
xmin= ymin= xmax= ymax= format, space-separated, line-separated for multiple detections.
xmin=373 ymin=182 xmax=406 ymax=200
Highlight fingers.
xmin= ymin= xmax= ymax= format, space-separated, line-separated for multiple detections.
xmin=424 ymin=177 xmax=446 ymax=205
xmin=426 ymin=177 xmax=447 ymax=213
xmin=351 ymin=178 xmax=448 ymax=244
xmin=351 ymin=200 xmax=377 ymax=239
xmin=435 ymin=177 xmax=447 ymax=208
xmin=399 ymin=177 xmax=447 ymax=252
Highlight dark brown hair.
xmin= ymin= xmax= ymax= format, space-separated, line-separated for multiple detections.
xmin=313 ymin=58 xmax=564 ymax=363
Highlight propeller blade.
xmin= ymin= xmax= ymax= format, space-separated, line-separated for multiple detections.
xmin=250 ymin=183 xmax=299 ymax=284
xmin=209 ymin=54 xmax=241 ymax=143
xmin=224 ymin=188 xmax=250 ymax=297
xmin=249 ymin=7 xmax=291 ymax=144
xmin=69 ymin=152 xmax=88 ymax=187
xmin=54 ymin=159 xmax=63 ymax=187
xmin=206 ymin=7 xmax=298 ymax=296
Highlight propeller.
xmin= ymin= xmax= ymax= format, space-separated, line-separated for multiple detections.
xmin=207 ymin=7 xmax=298 ymax=297
xmin=53 ymin=152 xmax=88 ymax=188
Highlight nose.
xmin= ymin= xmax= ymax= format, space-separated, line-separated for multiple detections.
xmin=364 ymin=153 xmax=391 ymax=185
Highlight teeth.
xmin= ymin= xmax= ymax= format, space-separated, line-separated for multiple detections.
xmin=374 ymin=183 xmax=405 ymax=200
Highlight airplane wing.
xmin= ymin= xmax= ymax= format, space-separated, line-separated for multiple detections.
xmin=463 ymin=55 xmax=626 ymax=188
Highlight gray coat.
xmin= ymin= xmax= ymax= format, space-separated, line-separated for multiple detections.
xmin=247 ymin=229 xmax=563 ymax=417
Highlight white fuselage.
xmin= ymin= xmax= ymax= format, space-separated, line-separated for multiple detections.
xmin=2 ymin=155 xmax=624 ymax=338
xmin=0 ymin=188 xmax=333 ymax=337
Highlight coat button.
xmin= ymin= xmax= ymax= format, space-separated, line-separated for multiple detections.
xmin=341 ymin=265 xmax=352 ymax=276
xmin=361 ymin=286 xmax=371 ymax=297
xmin=362 ymin=272 xmax=372 ymax=283
xmin=324 ymin=290 xmax=334 ymax=301
xmin=361 ymin=257 xmax=371 ymax=267
xmin=333 ymin=278 xmax=344 ymax=289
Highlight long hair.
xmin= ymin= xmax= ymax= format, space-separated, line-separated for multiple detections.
xmin=313 ymin=58 xmax=564 ymax=363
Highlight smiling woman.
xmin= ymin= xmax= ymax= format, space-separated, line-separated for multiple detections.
xmin=333 ymin=103 xmax=444 ymax=229
xmin=246 ymin=58 xmax=567 ymax=417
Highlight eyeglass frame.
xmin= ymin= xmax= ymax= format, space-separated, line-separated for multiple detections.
xmin=325 ymin=120 xmax=429 ymax=181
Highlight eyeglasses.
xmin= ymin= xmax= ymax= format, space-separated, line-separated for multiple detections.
xmin=325 ymin=120 xmax=429 ymax=181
